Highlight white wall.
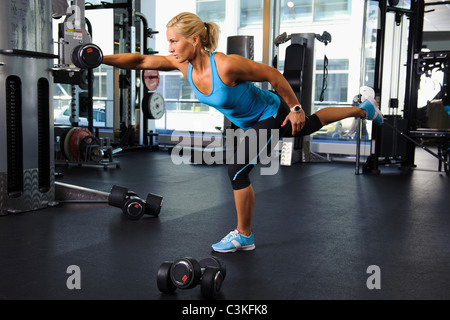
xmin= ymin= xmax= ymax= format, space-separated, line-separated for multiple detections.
xmin=85 ymin=9 xmax=114 ymax=55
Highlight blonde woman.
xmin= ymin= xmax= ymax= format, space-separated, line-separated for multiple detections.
xmin=103 ymin=12 xmax=383 ymax=253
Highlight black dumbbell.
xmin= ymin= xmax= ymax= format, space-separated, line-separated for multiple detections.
xmin=157 ymin=257 xmax=226 ymax=299
xmin=145 ymin=193 xmax=163 ymax=217
xmin=199 ymin=257 xmax=227 ymax=299
xmin=108 ymin=185 xmax=163 ymax=220
xmin=72 ymin=43 xmax=103 ymax=69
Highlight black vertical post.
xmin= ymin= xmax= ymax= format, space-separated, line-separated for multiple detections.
xmin=87 ymin=69 xmax=94 ymax=134
xmin=86 ymin=17 xmax=94 ymax=134
xmin=374 ymin=0 xmax=387 ymax=95
xmin=136 ymin=12 xmax=149 ymax=146
xmin=37 ymin=78 xmax=51 ymax=193
xmin=367 ymin=0 xmax=387 ymax=174
xmin=403 ymin=0 xmax=424 ymax=168
xmin=6 ymin=76 xmax=23 ymax=197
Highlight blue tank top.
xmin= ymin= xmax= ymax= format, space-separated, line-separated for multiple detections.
xmin=187 ymin=52 xmax=280 ymax=130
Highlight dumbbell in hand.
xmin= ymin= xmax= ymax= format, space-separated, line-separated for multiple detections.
xmin=108 ymin=185 xmax=163 ymax=220
xmin=157 ymin=257 xmax=226 ymax=299
xmin=72 ymin=43 xmax=103 ymax=69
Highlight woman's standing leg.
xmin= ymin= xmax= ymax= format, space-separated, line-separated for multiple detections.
xmin=211 ymin=118 xmax=276 ymax=253
xmin=233 ymin=185 xmax=255 ymax=237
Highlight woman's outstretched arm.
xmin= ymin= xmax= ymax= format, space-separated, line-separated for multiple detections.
xmin=103 ymin=53 xmax=179 ymax=71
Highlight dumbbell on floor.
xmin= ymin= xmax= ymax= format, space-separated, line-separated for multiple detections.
xmin=108 ymin=185 xmax=163 ymax=220
xmin=157 ymin=257 xmax=226 ymax=299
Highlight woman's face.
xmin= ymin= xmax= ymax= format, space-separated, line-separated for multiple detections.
xmin=166 ymin=27 xmax=195 ymax=63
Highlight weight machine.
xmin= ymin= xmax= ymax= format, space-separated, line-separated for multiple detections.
xmin=273 ymin=31 xmax=332 ymax=165
xmin=53 ymin=0 xmax=104 ymax=130
xmin=52 ymin=0 xmax=121 ymax=169
xmin=409 ymin=51 xmax=450 ymax=173
xmin=0 ymin=0 xmax=56 ymax=215
xmin=56 ymin=1 xmax=163 ymax=152
xmin=85 ymin=1 xmax=165 ymax=150
xmin=1 ymin=0 xmax=132 ymax=215
xmin=356 ymin=0 xmax=449 ymax=174
xmin=0 ymin=0 xmax=112 ymax=215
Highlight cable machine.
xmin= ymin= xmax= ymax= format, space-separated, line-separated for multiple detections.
xmin=273 ymin=31 xmax=332 ymax=165
xmin=356 ymin=0 xmax=429 ymax=174
xmin=86 ymin=0 xmax=164 ymax=150
xmin=0 ymin=0 xmax=105 ymax=215
xmin=0 ymin=0 xmax=56 ymax=215
xmin=1 ymin=0 xmax=115 ymax=215
xmin=359 ymin=0 xmax=449 ymax=174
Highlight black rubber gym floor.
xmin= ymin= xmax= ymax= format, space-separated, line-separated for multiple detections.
xmin=1 ymin=147 xmax=450 ymax=301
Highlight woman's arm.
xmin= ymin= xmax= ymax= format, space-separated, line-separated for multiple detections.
xmin=217 ymin=53 xmax=306 ymax=135
xmin=102 ymin=53 xmax=179 ymax=71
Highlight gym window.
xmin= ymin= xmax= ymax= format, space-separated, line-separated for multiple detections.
xmin=280 ymin=0 xmax=351 ymax=23
xmin=280 ymin=0 xmax=313 ymax=22
xmin=196 ymin=0 xmax=226 ymax=22
xmin=240 ymin=0 xmax=264 ymax=27
xmin=314 ymin=0 xmax=352 ymax=21
xmin=315 ymin=59 xmax=349 ymax=103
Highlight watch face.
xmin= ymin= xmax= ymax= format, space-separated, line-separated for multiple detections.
xmin=293 ymin=106 xmax=301 ymax=112
xmin=149 ymin=92 xmax=165 ymax=119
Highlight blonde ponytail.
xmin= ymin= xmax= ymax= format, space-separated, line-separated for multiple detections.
xmin=203 ymin=21 xmax=220 ymax=53
xmin=167 ymin=12 xmax=220 ymax=53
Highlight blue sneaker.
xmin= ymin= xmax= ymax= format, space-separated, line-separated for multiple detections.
xmin=212 ymin=229 xmax=255 ymax=253
xmin=360 ymin=98 xmax=384 ymax=126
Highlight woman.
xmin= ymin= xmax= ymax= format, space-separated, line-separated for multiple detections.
xmin=102 ymin=12 xmax=383 ymax=253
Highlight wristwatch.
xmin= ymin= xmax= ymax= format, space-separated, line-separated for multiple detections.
xmin=290 ymin=105 xmax=302 ymax=113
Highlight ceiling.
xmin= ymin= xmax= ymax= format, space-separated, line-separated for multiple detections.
xmin=423 ymin=0 xmax=450 ymax=31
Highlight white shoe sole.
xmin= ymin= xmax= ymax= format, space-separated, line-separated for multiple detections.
xmin=212 ymin=244 xmax=256 ymax=253
xmin=366 ymin=96 xmax=384 ymax=124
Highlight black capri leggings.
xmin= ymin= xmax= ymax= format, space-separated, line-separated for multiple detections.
xmin=228 ymin=97 xmax=323 ymax=190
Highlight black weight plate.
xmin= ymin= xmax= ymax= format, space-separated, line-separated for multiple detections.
xmin=80 ymin=135 xmax=100 ymax=162
xmin=142 ymin=93 xmax=151 ymax=118
xmin=142 ymin=92 xmax=165 ymax=120
xmin=71 ymin=45 xmax=86 ymax=69
xmin=108 ymin=185 xmax=128 ymax=207
xmin=81 ymin=45 xmax=103 ymax=67
xmin=145 ymin=193 xmax=163 ymax=216
xmin=200 ymin=267 xmax=222 ymax=299
xmin=199 ymin=257 xmax=226 ymax=280
xmin=170 ymin=257 xmax=201 ymax=289
xmin=72 ymin=44 xmax=103 ymax=69
xmin=122 ymin=199 xmax=145 ymax=220
xmin=89 ymin=147 xmax=103 ymax=163
xmin=157 ymin=262 xmax=176 ymax=294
